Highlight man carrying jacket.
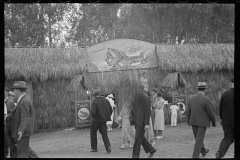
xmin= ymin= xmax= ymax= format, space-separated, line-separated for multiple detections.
xmin=90 ymin=90 xmax=113 ymax=153
xmin=216 ymin=78 xmax=234 ymax=159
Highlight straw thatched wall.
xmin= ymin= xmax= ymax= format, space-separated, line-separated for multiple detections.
xmin=5 ymin=43 xmax=234 ymax=129
xmin=5 ymin=47 xmax=86 ymax=82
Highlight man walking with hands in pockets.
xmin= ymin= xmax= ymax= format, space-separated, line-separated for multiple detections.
xmin=186 ymin=82 xmax=216 ymax=158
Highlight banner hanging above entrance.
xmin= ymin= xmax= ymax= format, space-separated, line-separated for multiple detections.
xmin=86 ymin=39 xmax=158 ymax=72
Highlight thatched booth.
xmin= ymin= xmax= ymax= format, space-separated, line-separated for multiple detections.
xmin=160 ymin=72 xmax=188 ymax=124
xmin=5 ymin=47 xmax=86 ymax=130
xmin=66 ymin=75 xmax=92 ymax=128
xmin=5 ymin=42 xmax=234 ymax=131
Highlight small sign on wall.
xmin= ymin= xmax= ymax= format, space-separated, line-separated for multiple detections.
xmin=75 ymin=100 xmax=91 ymax=128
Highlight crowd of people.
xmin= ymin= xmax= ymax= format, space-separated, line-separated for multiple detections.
xmin=4 ymin=74 xmax=234 ymax=158
xmin=89 ymin=72 xmax=234 ymax=159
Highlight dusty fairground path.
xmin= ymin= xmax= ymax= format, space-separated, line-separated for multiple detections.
xmin=30 ymin=121 xmax=234 ymax=158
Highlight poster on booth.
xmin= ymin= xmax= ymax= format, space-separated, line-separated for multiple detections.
xmin=86 ymin=39 xmax=158 ymax=72
xmin=75 ymin=100 xmax=91 ymax=127
xmin=173 ymin=96 xmax=187 ymax=115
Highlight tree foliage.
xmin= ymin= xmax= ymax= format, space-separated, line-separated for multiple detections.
xmin=4 ymin=3 xmax=234 ymax=48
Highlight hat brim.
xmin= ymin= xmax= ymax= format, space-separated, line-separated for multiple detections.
xmin=12 ymin=86 xmax=27 ymax=90
xmin=196 ymin=86 xmax=207 ymax=89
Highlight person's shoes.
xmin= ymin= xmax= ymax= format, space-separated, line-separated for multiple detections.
xmin=107 ymin=146 xmax=111 ymax=153
xmin=120 ymin=145 xmax=125 ymax=149
xmin=201 ymin=148 xmax=209 ymax=157
xmin=148 ymin=149 xmax=156 ymax=158
xmin=90 ymin=149 xmax=98 ymax=152
xmin=215 ymin=151 xmax=222 ymax=159
xmin=128 ymin=144 xmax=133 ymax=148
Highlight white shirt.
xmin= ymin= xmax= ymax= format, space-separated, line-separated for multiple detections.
xmin=106 ymin=97 xmax=116 ymax=108
xmin=4 ymin=103 xmax=7 ymax=115
xmin=16 ymin=93 xmax=26 ymax=105
xmin=170 ymin=105 xmax=179 ymax=114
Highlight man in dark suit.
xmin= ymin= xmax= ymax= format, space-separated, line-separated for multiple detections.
xmin=4 ymin=88 xmax=18 ymax=158
xmin=11 ymin=81 xmax=36 ymax=158
xmin=132 ymin=85 xmax=156 ymax=158
xmin=215 ymin=78 xmax=234 ymax=159
xmin=186 ymin=82 xmax=216 ymax=158
xmin=90 ymin=90 xmax=113 ymax=153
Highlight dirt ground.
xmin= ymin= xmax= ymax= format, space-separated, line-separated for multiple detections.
xmin=29 ymin=120 xmax=234 ymax=158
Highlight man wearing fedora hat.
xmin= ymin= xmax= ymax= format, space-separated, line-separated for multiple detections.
xmin=90 ymin=90 xmax=113 ymax=153
xmin=10 ymin=81 xmax=36 ymax=158
xmin=215 ymin=78 xmax=234 ymax=159
xmin=186 ymin=81 xmax=216 ymax=158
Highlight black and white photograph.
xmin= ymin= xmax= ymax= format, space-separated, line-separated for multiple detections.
xmin=4 ymin=3 xmax=234 ymax=158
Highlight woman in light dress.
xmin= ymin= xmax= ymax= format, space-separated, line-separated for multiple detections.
xmin=118 ymin=94 xmax=135 ymax=149
xmin=153 ymin=91 xmax=165 ymax=139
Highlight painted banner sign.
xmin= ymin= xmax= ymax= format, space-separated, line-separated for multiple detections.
xmin=173 ymin=96 xmax=187 ymax=115
xmin=86 ymin=39 xmax=158 ymax=72
xmin=75 ymin=100 xmax=91 ymax=127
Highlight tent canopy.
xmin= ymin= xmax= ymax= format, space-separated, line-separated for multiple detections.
xmin=161 ymin=72 xmax=187 ymax=89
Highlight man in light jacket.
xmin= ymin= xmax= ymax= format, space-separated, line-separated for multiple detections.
xmin=186 ymin=82 xmax=216 ymax=158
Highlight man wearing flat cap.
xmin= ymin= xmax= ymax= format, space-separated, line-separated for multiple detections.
xmin=186 ymin=82 xmax=216 ymax=158
xmin=216 ymin=78 xmax=234 ymax=159
xmin=10 ymin=81 xmax=36 ymax=158
xmin=90 ymin=90 xmax=113 ymax=153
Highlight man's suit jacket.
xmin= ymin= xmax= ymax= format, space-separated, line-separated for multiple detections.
xmin=91 ymin=96 xmax=113 ymax=122
xmin=132 ymin=91 xmax=151 ymax=128
xmin=186 ymin=93 xmax=216 ymax=127
xmin=219 ymin=88 xmax=234 ymax=122
xmin=11 ymin=94 xmax=35 ymax=139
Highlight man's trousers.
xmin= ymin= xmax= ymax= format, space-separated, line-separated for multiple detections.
xmin=15 ymin=136 xmax=30 ymax=158
xmin=28 ymin=146 xmax=39 ymax=158
xmin=90 ymin=120 xmax=111 ymax=151
xmin=132 ymin=126 xmax=155 ymax=158
xmin=217 ymin=121 xmax=234 ymax=157
xmin=5 ymin=133 xmax=18 ymax=158
xmin=192 ymin=125 xmax=207 ymax=158
xmin=150 ymin=109 xmax=157 ymax=136
xmin=171 ymin=113 xmax=177 ymax=126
